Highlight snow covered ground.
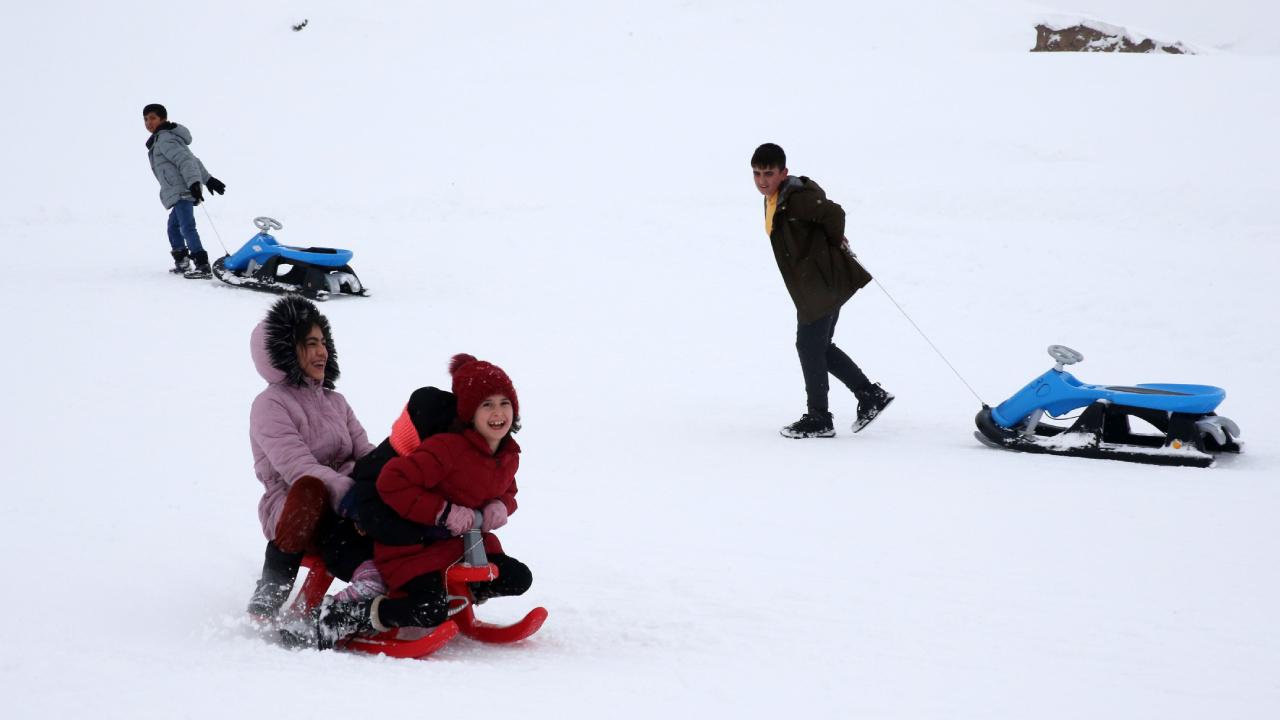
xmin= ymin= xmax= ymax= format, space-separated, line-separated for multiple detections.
xmin=2 ymin=1 xmax=1277 ymax=717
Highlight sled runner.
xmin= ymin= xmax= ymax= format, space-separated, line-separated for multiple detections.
xmin=974 ymin=345 xmax=1242 ymax=468
xmin=446 ymin=515 xmax=548 ymax=644
xmin=212 ymin=216 xmax=369 ymax=300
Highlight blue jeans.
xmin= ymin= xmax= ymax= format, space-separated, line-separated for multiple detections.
xmin=166 ymin=200 xmax=204 ymax=253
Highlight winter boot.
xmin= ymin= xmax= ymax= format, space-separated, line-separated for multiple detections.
xmin=780 ymin=411 xmax=835 ymax=439
xmin=316 ymin=595 xmax=385 ymax=650
xmin=852 ymin=383 xmax=895 ymax=433
xmin=276 ymin=606 xmax=320 ymax=649
xmin=169 ymin=248 xmax=192 ymax=274
xmin=184 ymin=250 xmax=212 ymax=279
xmin=246 ymin=542 xmax=303 ymax=621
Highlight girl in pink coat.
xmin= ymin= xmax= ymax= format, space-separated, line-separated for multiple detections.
xmin=246 ymin=295 xmax=377 ymax=621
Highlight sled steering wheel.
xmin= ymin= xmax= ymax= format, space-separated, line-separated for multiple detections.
xmin=254 ymin=216 xmax=283 ymax=233
xmin=1047 ymin=344 xmax=1084 ymax=370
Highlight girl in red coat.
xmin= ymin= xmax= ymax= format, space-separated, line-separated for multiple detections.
xmin=313 ymin=353 xmax=533 ymax=648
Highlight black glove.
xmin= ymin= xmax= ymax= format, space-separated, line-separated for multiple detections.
xmin=206 ymin=177 xmax=226 ymax=195
xmin=189 ymin=182 xmax=204 ymax=205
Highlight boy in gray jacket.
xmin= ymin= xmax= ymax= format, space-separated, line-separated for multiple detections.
xmin=143 ymin=103 xmax=226 ymax=277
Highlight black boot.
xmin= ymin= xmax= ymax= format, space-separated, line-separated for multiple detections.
xmin=780 ymin=411 xmax=835 ymax=439
xmin=316 ymin=596 xmax=381 ymax=650
xmin=184 ymin=250 xmax=212 ymax=279
xmin=852 ymin=383 xmax=894 ymax=433
xmin=247 ymin=542 xmax=303 ymax=621
xmin=169 ymin=248 xmax=191 ymax=274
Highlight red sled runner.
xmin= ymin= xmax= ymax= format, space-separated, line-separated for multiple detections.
xmin=288 ymin=523 xmax=547 ymax=659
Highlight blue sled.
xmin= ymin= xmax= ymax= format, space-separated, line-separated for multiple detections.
xmin=975 ymin=345 xmax=1241 ymax=467
xmin=212 ymin=216 xmax=368 ymax=300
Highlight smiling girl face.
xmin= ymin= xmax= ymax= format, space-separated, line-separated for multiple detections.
xmin=296 ymin=324 xmax=327 ymax=382
xmin=472 ymin=393 xmax=514 ymax=450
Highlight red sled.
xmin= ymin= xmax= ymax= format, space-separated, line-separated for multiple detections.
xmin=290 ymin=556 xmax=457 ymax=659
xmin=339 ymin=623 xmax=460 ymax=659
xmin=290 ymin=542 xmax=546 ymax=658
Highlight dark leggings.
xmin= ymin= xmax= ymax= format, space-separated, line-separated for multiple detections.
xmin=378 ymin=554 xmax=533 ymax=628
xmin=318 ymin=518 xmax=374 ymax=582
xmin=796 ymin=308 xmax=871 ymax=413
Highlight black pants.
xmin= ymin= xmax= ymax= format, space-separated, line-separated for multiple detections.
xmin=796 ymin=308 xmax=871 ymax=413
xmin=378 ymin=553 xmax=533 ymax=628
xmin=317 ymin=518 xmax=374 ymax=582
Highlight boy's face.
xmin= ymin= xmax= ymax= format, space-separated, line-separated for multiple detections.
xmin=144 ymin=112 xmax=164 ymax=133
xmin=752 ymin=164 xmax=788 ymax=197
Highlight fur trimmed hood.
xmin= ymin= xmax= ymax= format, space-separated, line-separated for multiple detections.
xmin=250 ymin=295 xmax=340 ymax=388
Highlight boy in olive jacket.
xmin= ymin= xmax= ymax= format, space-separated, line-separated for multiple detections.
xmin=752 ymin=143 xmax=893 ymax=438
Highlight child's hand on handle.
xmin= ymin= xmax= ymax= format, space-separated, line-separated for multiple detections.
xmin=443 ymin=503 xmax=476 ymax=535
xmin=481 ymin=500 xmax=508 ymax=532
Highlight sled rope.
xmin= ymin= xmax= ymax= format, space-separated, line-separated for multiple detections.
xmin=200 ymin=204 xmax=231 ymax=256
xmin=441 ymin=533 xmax=487 ymax=617
xmin=871 ymin=275 xmax=987 ymax=406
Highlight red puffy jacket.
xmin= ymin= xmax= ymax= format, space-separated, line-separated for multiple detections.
xmin=374 ymin=428 xmax=520 ymax=590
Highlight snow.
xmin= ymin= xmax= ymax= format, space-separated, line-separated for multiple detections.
xmin=2 ymin=1 xmax=1278 ymax=717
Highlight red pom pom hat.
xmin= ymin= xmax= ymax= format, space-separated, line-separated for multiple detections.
xmin=449 ymin=353 xmax=519 ymax=423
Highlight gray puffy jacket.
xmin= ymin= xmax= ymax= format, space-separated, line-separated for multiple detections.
xmin=146 ymin=123 xmax=210 ymax=209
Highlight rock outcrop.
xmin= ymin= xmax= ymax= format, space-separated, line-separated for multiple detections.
xmin=1033 ymin=23 xmax=1190 ymax=54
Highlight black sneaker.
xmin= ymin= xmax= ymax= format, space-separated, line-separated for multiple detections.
xmin=780 ymin=411 xmax=835 ymax=439
xmin=316 ymin=596 xmax=378 ymax=650
xmin=184 ymin=250 xmax=212 ymax=279
xmin=852 ymin=383 xmax=894 ymax=433
xmin=169 ymin=249 xmax=192 ymax=274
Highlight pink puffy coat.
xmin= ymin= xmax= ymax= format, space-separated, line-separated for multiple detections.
xmin=249 ymin=321 xmax=373 ymax=540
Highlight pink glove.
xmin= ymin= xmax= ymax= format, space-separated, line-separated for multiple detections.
xmin=443 ymin=503 xmax=475 ymax=536
xmin=481 ymin=500 xmax=509 ymax=532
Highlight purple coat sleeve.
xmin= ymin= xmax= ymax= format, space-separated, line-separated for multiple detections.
xmin=251 ymin=392 xmax=355 ymax=512
xmin=345 ymin=398 xmax=375 ymax=461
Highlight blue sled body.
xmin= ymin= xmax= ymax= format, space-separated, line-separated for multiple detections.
xmin=223 ymin=232 xmax=354 ymax=272
xmin=212 ymin=217 xmax=368 ymax=300
xmin=990 ymin=372 xmax=1224 ymax=428
xmin=975 ymin=345 xmax=1240 ymax=468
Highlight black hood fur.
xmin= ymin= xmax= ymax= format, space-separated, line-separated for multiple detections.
xmin=263 ymin=295 xmax=339 ymax=389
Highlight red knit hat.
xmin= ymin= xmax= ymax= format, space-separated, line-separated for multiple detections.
xmin=449 ymin=353 xmax=519 ymax=423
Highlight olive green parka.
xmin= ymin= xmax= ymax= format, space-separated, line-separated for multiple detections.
xmin=767 ymin=176 xmax=872 ymax=323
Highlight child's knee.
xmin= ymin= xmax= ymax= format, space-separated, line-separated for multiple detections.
xmin=494 ymin=554 xmax=533 ymax=596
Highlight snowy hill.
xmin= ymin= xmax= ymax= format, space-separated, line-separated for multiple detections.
xmin=1 ymin=1 xmax=1277 ymax=718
